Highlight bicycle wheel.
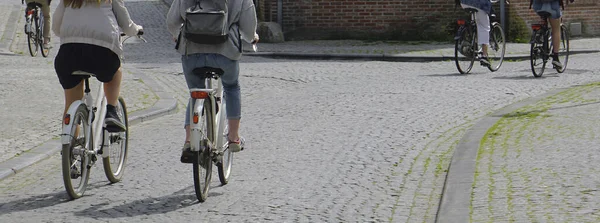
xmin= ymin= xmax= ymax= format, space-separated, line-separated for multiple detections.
xmin=26 ymin=12 xmax=38 ymax=57
xmin=217 ymin=100 xmax=232 ymax=185
xmin=62 ymin=104 xmax=92 ymax=199
xmin=554 ymin=24 xmax=569 ymax=73
xmin=455 ymin=26 xmax=476 ymax=74
xmin=530 ymin=29 xmax=546 ymax=77
xmin=39 ymin=15 xmax=49 ymax=57
xmin=193 ymin=99 xmax=213 ymax=202
xmin=102 ymin=97 xmax=129 ymax=183
xmin=487 ymin=22 xmax=506 ymax=72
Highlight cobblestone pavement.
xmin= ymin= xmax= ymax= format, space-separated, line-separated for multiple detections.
xmin=2 ymin=0 xmax=600 ymax=222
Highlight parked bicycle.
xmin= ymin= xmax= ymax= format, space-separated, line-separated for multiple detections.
xmin=529 ymin=11 xmax=569 ymax=77
xmin=454 ymin=0 xmax=507 ymax=74
xmin=60 ymin=33 xmax=145 ymax=199
xmin=186 ymin=66 xmax=233 ymax=202
xmin=22 ymin=0 xmax=49 ymax=57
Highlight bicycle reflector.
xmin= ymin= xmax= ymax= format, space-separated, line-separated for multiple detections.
xmin=193 ymin=113 xmax=199 ymax=124
xmin=27 ymin=10 xmax=34 ymax=15
xmin=64 ymin=114 xmax=71 ymax=125
xmin=457 ymin=19 xmax=466 ymax=26
xmin=191 ymin=91 xmax=209 ymax=99
xmin=531 ymin=24 xmax=542 ymax=31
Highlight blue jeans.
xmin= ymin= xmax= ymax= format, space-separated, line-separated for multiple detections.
xmin=532 ymin=0 xmax=562 ymax=19
xmin=182 ymin=53 xmax=241 ymax=127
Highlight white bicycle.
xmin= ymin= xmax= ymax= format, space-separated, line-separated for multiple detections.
xmin=60 ymin=33 xmax=145 ymax=199
xmin=186 ymin=66 xmax=232 ymax=202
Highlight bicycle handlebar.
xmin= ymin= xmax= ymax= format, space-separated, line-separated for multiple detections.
xmin=120 ymin=30 xmax=146 ymax=43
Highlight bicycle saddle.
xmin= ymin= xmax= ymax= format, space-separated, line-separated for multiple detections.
xmin=192 ymin=67 xmax=224 ymax=79
xmin=26 ymin=2 xmax=43 ymax=8
xmin=537 ymin=11 xmax=552 ymax=19
xmin=72 ymin=70 xmax=96 ymax=77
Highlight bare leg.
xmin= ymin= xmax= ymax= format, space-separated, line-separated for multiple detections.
xmin=63 ymin=81 xmax=84 ymax=116
xmin=227 ymin=119 xmax=240 ymax=142
xmin=482 ymin=44 xmax=488 ymax=57
xmin=104 ymin=68 xmax=122 ymax=106
xmin=549 ymin=18 xmax=561 ymax=54
xmin=185 ymin=125 xmax=191 ymax=142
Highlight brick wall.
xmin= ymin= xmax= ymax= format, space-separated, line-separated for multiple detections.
xmin=262 ymin=0 xmax=600 ymax=40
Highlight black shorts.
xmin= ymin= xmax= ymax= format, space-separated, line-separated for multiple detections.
xmin=54 ymin=43 xmax=120 ymax=89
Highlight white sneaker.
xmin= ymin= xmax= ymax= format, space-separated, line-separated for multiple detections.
xmin=227 ymin=136 xmax=245 ymax=153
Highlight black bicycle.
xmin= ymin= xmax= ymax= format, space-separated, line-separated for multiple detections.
xmin=22 ymin=0 xmax=49 ymax=57
xmin=454 ymin=0 xmax=506 ymax=74
xmin=529 ymin=12 xmax=569 ymax=77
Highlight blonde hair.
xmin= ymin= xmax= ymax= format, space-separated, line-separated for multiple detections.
xmin=64 ymin=0 xmax=111 ymax=9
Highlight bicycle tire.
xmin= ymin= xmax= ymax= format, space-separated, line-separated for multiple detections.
xmin=102 ymin=97 xmax=129 ymax=183
xmin=530 ymin=29 xmax=546 ymax=77
xmin=26 ymin=11 xmax=38 ymax=57
xmin=193 ymin=99 xmax=213 ymax=202
xmin=555 ymin=24 xmax=569 ymax=73
xmin=487 ymin=22 xmax=506 ymax=72
xmin=217 ymin=100 xmax=232 ymax=185
xmin=62 ymin=104 xmax=92 ymax=199
xmin=39 ymin=15 xmax=49 ymax=57
xmin=455 ymin=26 xmax=476 ymax=74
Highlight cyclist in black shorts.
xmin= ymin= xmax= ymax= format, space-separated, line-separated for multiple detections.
xmin=52 ymin=0 xmax=143 ymax=131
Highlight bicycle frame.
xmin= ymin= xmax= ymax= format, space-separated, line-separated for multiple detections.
xmin=189 ymin=75 xmax=225 ymax=153
xmin=61 ymin=77 xmax=110 ymax=158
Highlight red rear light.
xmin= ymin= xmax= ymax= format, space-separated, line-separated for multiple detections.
xmin=27 ymin=10 xmax=34 ymax=15
xmin=457 ymin=19 xmax=466 ymax=26
xmin=64 ymin=114 xmax=71 ymax=125
xmin=531 ymin=24 xmax=542 ymax=31
xmin=190 ymin=91 xmax=209 ymax=99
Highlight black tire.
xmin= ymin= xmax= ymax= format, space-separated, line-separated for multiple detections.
xmin=193 ymin=99 xmax=213 ymax=202
xmin=530 ymin=29 xmax=546 ymax=78
xmin=102 ymin=97 xmax=129 ymax=183
xmin=26 ymin=11 xmax=38 ymax=57
xmin=487 ymin=22 xmax=506 ymax=72
xmin=217 ymin=101 xmax=232 ymax=185
xmin=455 ymin=26 xmax=476 ymax=74
xmin=62 ymin=104 xmax=92 ymax=199
xmin=39 ymin=15 xmax=49 ymax=58
xmin=555 ymin=24 xmax=569 ymax=73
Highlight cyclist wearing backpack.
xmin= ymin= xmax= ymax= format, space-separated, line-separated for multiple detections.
xmin=52 ymin=0 xmax=143 ymax=132
xmin=456 ymin=0 xmax=492 ymax=67
xmin=166 ymin=0 xmax=258 ymax=158
xmin=530 ymin=0 xmax=574 ymax=69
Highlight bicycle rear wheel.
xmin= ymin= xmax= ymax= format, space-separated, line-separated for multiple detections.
xmin=487 ymin=22 xmax=506 ymax=72
xmin=39 ymin=15 xmax=49 ymax=58
xmin=455 ymin=27 xmax=476 ymax=74
xmin=193 ymin=99 xmax=213 ymax=202
xmin=26 ymin=12 xmax=38 ymax=57
xmin=102 ymin=97 xmax=129 ymax=183
xmin=554 ymin=24 xmax=569 ymax=73
xmin=62 ymin=104 xmax=92 ymax=199
xmin=530 ymin=29 xmax=547 ymax=77
xmin=217 ymin=99 xmax=232 ymax=185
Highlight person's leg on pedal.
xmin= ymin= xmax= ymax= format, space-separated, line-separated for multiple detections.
xmin=475 ymin=8 xmax=491 ymax=67
xmin=549 ymin=18 xmax=563 ymax=69
xmin=40 ymin=0 xmax=51 ymax=49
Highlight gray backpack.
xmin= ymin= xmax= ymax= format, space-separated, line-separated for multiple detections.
xmin=183 ymin=0 xmax=229 ymax=44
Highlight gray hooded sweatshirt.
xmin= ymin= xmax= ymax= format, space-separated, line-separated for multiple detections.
xmin=166 ymin=0 xmax=257 ymax=60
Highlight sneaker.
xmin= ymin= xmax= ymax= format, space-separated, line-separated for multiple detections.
xmin=480 ymin=57 xmax=491 ymax=67
xmin=180 ymin=141 xmax=194 ymax=163
xmin=105 ymin=104 xmax=126 ymax=132
xmin=552 ymin=54 xmax=563 ymax=70
xmin=43 ymin=43 xmax=52 ymax=49
xmin=227 ymin=136 xmax=245 ymax=153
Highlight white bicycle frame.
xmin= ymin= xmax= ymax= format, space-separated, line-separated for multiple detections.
xmin=60 ymin=73 xmax=110 ymax=158
xmin=189 ymin=76 xmax=226 ymax=153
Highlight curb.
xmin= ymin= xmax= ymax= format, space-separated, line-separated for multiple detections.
xmin=0 ymin=72 xmax=177 ymax=181
xmin=434 ymin=87 xmax=570 ymax=223
xmin=246 ymin=49 xmax=600 ymax=62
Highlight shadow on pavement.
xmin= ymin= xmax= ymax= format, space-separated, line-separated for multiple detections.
xmin=0 ymin=191 xmax=71 ymax=215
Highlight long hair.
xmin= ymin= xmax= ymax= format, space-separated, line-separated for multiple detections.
xmin=64 ymin=0 xmax=111 ymax=9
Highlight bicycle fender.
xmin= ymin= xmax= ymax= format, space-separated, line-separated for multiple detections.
xmin=61 ymin=100 xmax=85 ymax=145
xmin=454 ymin=26 xmax=466 ymax=40
xmin=190 ymin=98 xmax=205 ymax=152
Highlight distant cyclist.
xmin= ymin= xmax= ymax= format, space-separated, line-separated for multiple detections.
xmin=456 ymin=0 xmax=492 ymax=67
xmin=23 ymin=0 xmax=51 ymax=49
xmin=530 ymin=0 xmax=575 ymax=69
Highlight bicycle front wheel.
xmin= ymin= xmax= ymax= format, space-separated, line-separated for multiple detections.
xmin=217 ymin=100 xmax=232 ymax=185
xmin=555 ymin=24 xmax=569 ymax=73
xmin=62 ymin=104 xmax=92 ymax=199
xmin=530 ymin=29 xmax=546 ymax=77
xmin=39 ymin=15 xmax=49 ymax=57
xmin=455 ymin=27 xmax=476 ymax=74
xmin=102 ymin=97 xmax=129 ymax=183
xmin=193 ymin=99 xmax=213 ymax=202
xmin=487 ymin=22 xmax=506 ymax=72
